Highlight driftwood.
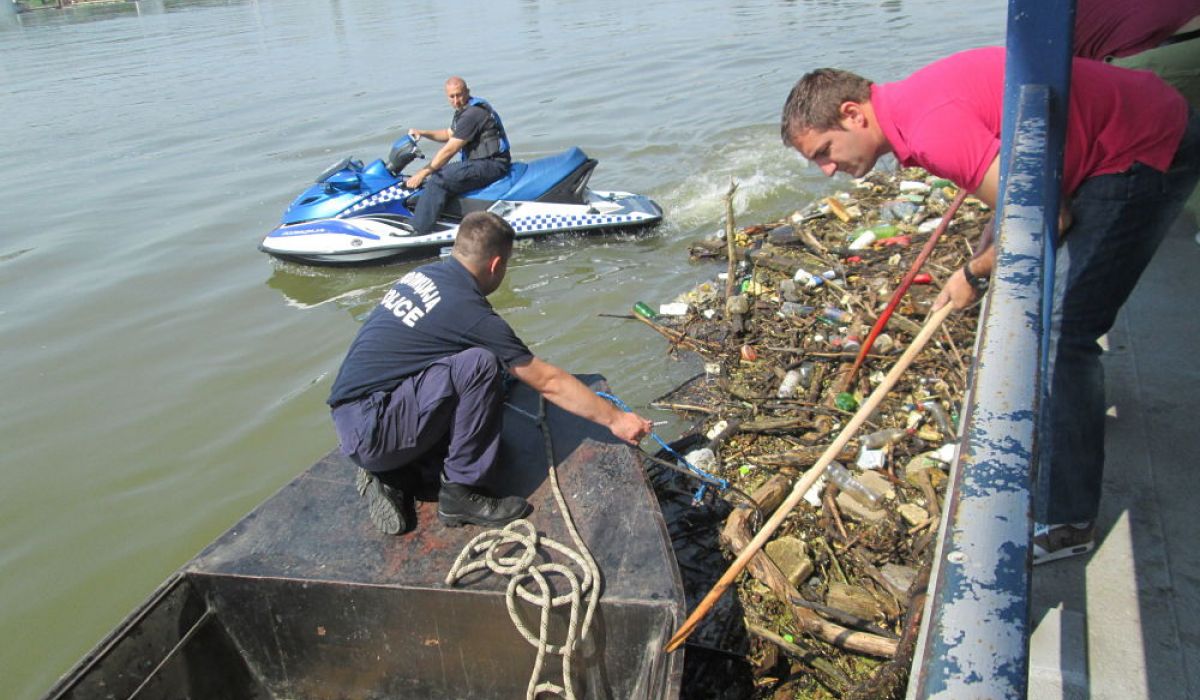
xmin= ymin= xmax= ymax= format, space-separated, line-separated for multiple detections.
xmin=843 ymin=555 xmax=932 ymax=700
xmin=750 ymin=444 xmax=858 ymax=468
xmin=720 ymin=475 xmax=898 ymax=659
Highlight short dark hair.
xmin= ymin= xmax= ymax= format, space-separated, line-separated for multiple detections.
xmin=780 ymin=68 xmax=873 ymax=144
xmin=453 ymin=211 xmax=515 ymax=262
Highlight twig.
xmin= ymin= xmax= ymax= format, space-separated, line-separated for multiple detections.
xmin=724 ymin=180 xmax=740 ymax=299
xmin=747 ymin=623 xmax=852 ymax=694
xmin=816 ymin=535 xmax=848 ymax=584
xmin=844 ymin=547 xmax=906 ymax=602
xmin=648 ymin=401 xmax=716 ymax=414
xmin=824 ymin=490 xmax=849 ymax=542
xmin=940 ymin=324 xmax=968 ymax=382
xmin=632 ymin=314 xmax=719 ymax=352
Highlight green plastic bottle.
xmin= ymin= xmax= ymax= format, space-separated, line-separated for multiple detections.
xmin=633 ymin=301 xmax=657 ymax=320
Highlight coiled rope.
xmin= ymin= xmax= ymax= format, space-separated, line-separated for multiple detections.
xmin=444 ymin=396 xmax=601 ymax=700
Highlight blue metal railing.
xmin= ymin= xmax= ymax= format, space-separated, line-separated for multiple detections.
xmin=908 ymin=1 xmax=1074 ymax=697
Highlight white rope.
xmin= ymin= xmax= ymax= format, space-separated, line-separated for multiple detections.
xmin=445 ymin=398 xmax=602 ymax=700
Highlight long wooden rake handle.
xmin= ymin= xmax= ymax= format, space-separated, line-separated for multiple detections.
xmin=664 ymin=303 xmax=954 ymax=652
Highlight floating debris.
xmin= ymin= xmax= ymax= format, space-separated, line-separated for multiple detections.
xmin=634 ymin=167 xmax=985 ymax=698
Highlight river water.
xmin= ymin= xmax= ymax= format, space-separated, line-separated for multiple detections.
xmin=0 ymin=0 xmax=1005 ymax=695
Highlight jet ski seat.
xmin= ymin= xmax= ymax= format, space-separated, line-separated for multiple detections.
xmin=468 ymin=147 xmax=590 ymax=201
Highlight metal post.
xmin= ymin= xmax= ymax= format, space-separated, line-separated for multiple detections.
xmin=908 ymin=1 xmax=1074 ymax=697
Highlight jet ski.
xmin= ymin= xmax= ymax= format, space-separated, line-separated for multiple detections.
xmin=259 ymin=136 xmax=663 ymax=265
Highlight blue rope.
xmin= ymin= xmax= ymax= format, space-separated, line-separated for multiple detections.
xmin=596 ymin=391 xmax=729 ymax=503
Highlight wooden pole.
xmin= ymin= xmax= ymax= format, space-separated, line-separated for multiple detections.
xmin=664 ymin=303 xmax=954 ymax=652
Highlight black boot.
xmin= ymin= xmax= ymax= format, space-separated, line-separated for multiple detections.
xmin=437 ymin=479 xmax=531 ymax=528
xmin=355 ymin=468 xmax=408 ymax=535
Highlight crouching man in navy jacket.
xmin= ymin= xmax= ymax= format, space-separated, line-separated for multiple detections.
xmin=328 ymin=212 xmax=653 ymax=534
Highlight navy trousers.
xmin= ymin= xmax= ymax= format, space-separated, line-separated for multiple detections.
xmin=1037 ymin=111 xmax=1200 ymax=524
xmin=331 ymin=348 xmax=504 ymax=487
xmin=410 ymin=158 xmax=509 ymax=235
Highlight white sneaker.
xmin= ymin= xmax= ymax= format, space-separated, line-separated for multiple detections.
xmin=1032 ymin=521 xmax=1095 ymax=565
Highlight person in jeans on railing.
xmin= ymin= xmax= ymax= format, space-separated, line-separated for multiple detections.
xmin=1075 ymin=0 xmax=1200 ymax=243
xmin=779 ymin=46 xmax=1200 ymax=563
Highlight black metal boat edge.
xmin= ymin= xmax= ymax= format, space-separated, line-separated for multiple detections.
xmin=43 ymin=376 xmax=685 ymax=699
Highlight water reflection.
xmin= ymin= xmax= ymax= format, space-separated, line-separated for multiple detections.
xmin=266 ymin=262 xmax=411 ymax=319
xmin=9 ymin=0 xmax=255 ymax=27
xmin=134 ymin=0 xmax=166 ymax=15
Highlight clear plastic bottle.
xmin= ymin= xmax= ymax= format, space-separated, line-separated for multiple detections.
xmin=777 ymin=369 xmax=803 ymax=398
xmin=920 ymin=400 xmax=955 ymax=436
xmin=862 ymin=428 xmax=908 ymax=449
xmin=797 ymin=362 xmax=815 ymax=388
xmin=826 ymin=462 xmax=881 ymax=506
xmin=779 ymin=302 xmax=816 ymax=318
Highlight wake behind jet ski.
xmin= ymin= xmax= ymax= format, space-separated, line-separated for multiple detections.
xmin=259 ymin=135 xmax=663 ymax=265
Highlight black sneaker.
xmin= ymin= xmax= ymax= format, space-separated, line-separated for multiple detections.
xmin=355 ymin=468 xmax=408 ymax=535
xmin=1032 ymin=521 xmax=1095 ymax=565
xmin=437 ymin=480 xmax=532 ymax=528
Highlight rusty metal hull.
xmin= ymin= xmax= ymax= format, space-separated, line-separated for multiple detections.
xmin=44 ymin=376 xmax=685 ymax=699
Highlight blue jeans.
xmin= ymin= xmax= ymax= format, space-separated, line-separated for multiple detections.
xmin=1036 ymin=111 xmax=1200 ymax=524
xmin=330 ymin=348 xmax=505 ymax=487
xmin=410 ymin=158 xmax=509 ymax=235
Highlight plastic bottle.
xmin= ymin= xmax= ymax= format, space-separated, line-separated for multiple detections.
xmin=862 ymin=428 xmax=908 ymax=449
xmin=797 ymin=362 xmax=815 ymax=388
xmin=822 ymin=306 xmax=850 ymax=323
xmin=779 ymin=302 xmax=816 ymax=318
xmin=834 ymin=392 xmax=859 ymax=412
xmin=632 ymin=301 xmax=657 ymax=320
xmin=847 ymin=231 xmax=876 ymax=251
xmin=826 ymin=462 xmax=881 ymax=506
xmin=777 ymin=369 xmax=803 ymax=398
xmin=880 ymin=200 xmax=920 ymax=223
xmin=848 ymin=223 xmax=899 ymax=249
xmin=683 ymin=447 xmax=718 ymax=472
xmin=920 ymin=400 xmax=955 ymax=436
xmin=793 ymin=267 xmax=825 ymax=288
xmin=779 ymin=278 xmax=802 ymax=302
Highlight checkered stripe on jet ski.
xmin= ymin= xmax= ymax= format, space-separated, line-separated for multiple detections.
xmin=338 ymin=185 xmax=411 ymax=218
xmin=510 ymin=212 xmax=642 ymax=233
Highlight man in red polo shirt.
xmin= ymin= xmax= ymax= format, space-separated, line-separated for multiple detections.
xmin=780 ymin=46 xmax=1200 ymax=563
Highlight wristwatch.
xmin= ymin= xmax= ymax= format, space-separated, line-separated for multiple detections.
xmin=962 ymin=262 xmax=989 ymax=294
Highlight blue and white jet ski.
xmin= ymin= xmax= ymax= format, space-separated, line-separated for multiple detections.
xmin=259 ymin=136 xmax=663 ymax=265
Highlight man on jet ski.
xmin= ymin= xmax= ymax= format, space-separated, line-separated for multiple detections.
xmin=327 ymin=212 xmax=654 ymax=534
xmin=404 ymin=77 xmax=511 ymax=235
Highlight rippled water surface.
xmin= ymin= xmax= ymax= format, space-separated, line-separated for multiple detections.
xmin=0 ymin=0 xmax=1005 ymax=695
